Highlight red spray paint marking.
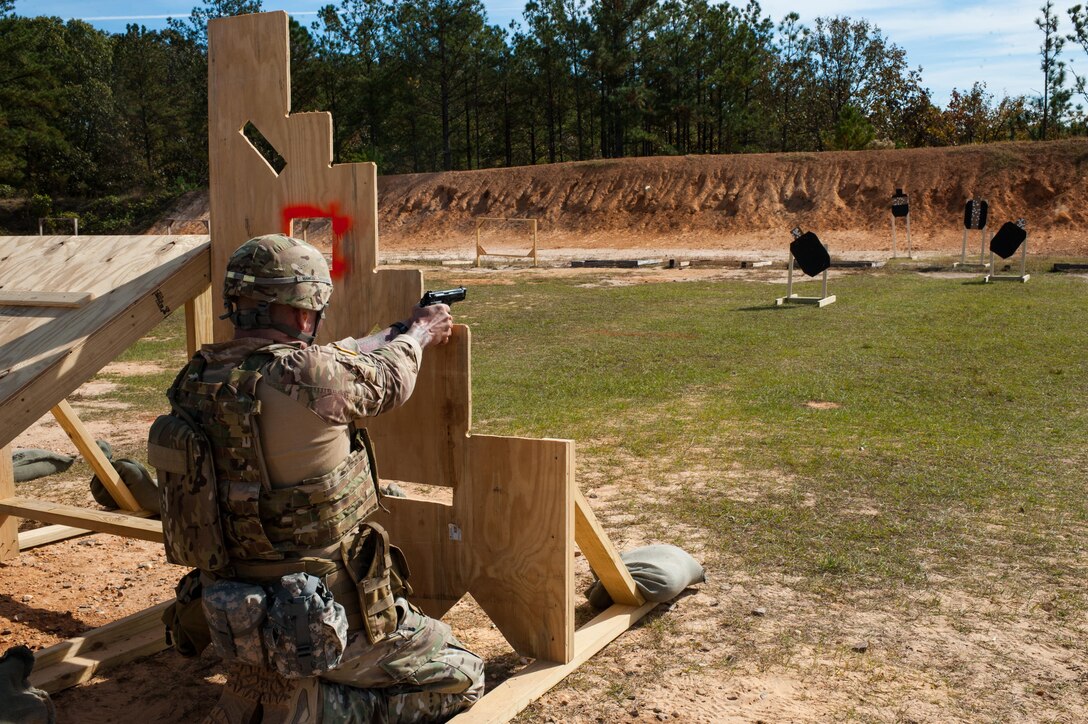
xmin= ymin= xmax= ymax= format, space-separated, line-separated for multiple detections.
xmin=281 ymin=203 xmax=353 ymax=280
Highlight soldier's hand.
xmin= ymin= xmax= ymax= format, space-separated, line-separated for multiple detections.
xmin=408 ymin=303 xmax=453 ymax=348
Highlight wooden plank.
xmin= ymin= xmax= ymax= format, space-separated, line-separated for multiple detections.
xmin=0 ymin=291 xmax=93 ymax=308
xmin=0 ymin=243 xmax=210 ymax=449
xmin=0 ymin=497 xmax=162 ymax=542
xmin=367 ymin=324 xmax=469 ymax=488
xmin=209 ymin=12 xmax=416 ymax=343
xmin=447 ymin=601 xmax=657 ymax=724
xmin=0 ymin=444 xmax=15 ymax=561
xmin=51 ymin=399 xmax=141 ymax=512
xmin=184 ymin=284 xmax=214 ymax=357
xmin=31 ymin=601 xmax=171 ymax=693
xmin=574 ymin=490 xmax=643 ymax=607
xmin=465 ymin=435 xmax=574 ymax=664
xmin=19 ymin=524 xmax=91 ymax=550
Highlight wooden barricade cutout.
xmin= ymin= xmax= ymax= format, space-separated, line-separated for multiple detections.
xmin=205 ymin=10 xmax=648 ymax=719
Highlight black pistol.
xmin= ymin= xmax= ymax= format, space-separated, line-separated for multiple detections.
xmin=420 ymin=287 xmax=467 ymax=307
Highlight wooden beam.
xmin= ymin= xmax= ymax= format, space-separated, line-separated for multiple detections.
xmin=574 ymin=490 xmax=644 ymax=607
xmin=447 ymin=601 xmax=657 ymax=724
xmin=31 ymin=601 xmax=171 ymax=693
xmin=0 ymin=291 xmax=93 ymax=308
xmin=50 ymin=399 xmax=142 ymax=512
xmin=0 ymin=444 xmax=15 ymax=561
xmin=19 ymin=524 xmax=91 ymax=550
xmin=184 ymin=284 xmax=214 ymax=357
xmin=0 ymin=497 xmax=162 ymax=542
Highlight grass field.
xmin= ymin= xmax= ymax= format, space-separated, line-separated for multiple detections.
xmin=452 ymin=266 xmax=1088 ymax=600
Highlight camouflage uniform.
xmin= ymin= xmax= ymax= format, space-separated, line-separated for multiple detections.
xmin=175 ymin=235 xmax=483 ymax=723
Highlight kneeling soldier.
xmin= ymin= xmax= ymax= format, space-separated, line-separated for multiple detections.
xmin=152 ymin=234 xmax=483 ymax=723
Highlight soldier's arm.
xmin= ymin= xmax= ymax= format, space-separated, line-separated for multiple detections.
xmin=353 ymin=304 xmax=453 ymax=353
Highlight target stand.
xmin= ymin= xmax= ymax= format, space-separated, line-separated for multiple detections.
xmin=984 ymin=219 xmax=1029 ymax=283
xmin=776 ymin=227 xmax=836 ymax=307
xmin=889 ymin=188 xmax=912 ymax=259
xmin=954 ymin=198 xmax=990 ymax=269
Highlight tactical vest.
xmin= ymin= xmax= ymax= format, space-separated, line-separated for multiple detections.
xmin=152 ymin=344 xmax=381 ymax=571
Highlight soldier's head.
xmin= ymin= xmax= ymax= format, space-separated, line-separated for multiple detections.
xmin=222 ymin=234 xmax=332 ymax=344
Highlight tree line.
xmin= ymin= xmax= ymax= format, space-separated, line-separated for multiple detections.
xmin=1 ymin=0 xmax=1086 ymax=203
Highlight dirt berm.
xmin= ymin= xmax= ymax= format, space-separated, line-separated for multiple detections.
xmin=156 ymin=139 xmax=1088 ymax=255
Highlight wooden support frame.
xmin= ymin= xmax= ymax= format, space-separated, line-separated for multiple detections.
xmin=890 ymin=214 xmax=913 ymax=259
xmin=984 ymin=233 xmax=1030 ymax=283
xmin=475 ymin=216 xmax=539 ymax=267
xmin=776 ymin=252 xmax=836 ymax=307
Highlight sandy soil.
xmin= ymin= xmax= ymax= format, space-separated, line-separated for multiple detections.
xmin=4 ymin=143 xmax=1088 ymax=722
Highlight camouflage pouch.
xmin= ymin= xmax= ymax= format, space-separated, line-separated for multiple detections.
xmin=340 ymin=522 xmax=411 ymax=645
xmin=162 ymin=569 xmax=211 ymax=657
xmin=149 ymin=411 xmax=229 ymax=572
xmin=263 ymin=572 xmax=348 ymax=679
xmin=202 ymin=578 xmax=270 ymax=667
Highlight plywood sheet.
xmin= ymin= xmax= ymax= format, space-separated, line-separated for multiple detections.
xmin=367 ymin=325 xmax=471 ymax=488
xmin=0 ymin=236 xmax=210 ymax=448
xmin=208 ymin=13 xmax=420 ymax=344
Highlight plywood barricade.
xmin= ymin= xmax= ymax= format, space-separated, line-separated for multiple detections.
xmin=204 ymin=11 xmax=652 ymax=720
xmin=0 ymin=234 xmax=214 ymax=688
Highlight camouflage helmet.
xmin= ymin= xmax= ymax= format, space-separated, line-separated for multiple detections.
xmin=224 ymin=234 xmax=332 ymax=311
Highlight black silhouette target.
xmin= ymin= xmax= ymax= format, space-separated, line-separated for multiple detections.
xmin=790 ymin=231 xmax=831 ymax=277
xmin=891 ymin=188 xmax=909 ymax=218
xmin=990 ymin=221 xmax=1027 ymax=259
xmin=964 ymin=199 xmax=988 ymax=230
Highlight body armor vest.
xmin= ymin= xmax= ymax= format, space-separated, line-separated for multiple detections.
xmin=153 ymin=344 xmax=381 ymax=571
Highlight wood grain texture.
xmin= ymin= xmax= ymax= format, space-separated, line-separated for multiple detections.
xmin=465 ymin=435 xmax=574 ymax=663
xmin=0 ymin=291 xmax=93 ymax=308
xmin=575 ymin=489 xmax=644 ymax=606
xmin=367 ymin=324 xmax=471 ymax=488
xmin=208 ymin=11 xmax=419 ymax=343
xmin=18 ymin=524 xmax=91 ymax=550
xmin=51 ymin=399 xmax=141 ymax=512
xmin=31 ymin=601 xmax=171 ymax=693
xmin=185 ymin=284 xmax=214 ymax=356
xmin=447 ymin=601 xmax=657 ymax=724
xmin=0 ymin=497 xmax=163 ymax=542
xmin=0 ymin=445 xmax=15 ymax=561
xmin=0 ymin=239 xmax=210 ymax=449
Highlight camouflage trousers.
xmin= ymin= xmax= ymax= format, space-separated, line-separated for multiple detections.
xmin=319 ymin=598 xmax=485 ymax=723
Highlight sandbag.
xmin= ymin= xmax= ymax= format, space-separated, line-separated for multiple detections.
xmin=586 ymin=544 xmax=706 ymax=610
xmin=11 ymin=449 xmax=74 ymax=483
xmin=0 ymin=645 xmax=55 ymax=724
xmin=90 ymin=457 xmax=160 ymax=513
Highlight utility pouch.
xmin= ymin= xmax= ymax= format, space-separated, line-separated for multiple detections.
xmin=202 ymin=578 xmax=270 ymax=667
xmin=340 ymin=522 xmax=412 ymax=645
xmin=264 ymin=573 xmax=348 ymax=679
xmin=149 ymin=410 xmax=229 ymax=572
xmin=162 ymin=569 xmax=211 ymax=657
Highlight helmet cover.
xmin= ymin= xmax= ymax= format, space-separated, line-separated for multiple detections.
xmin=223 ymin=234 xmax=332 ymax=311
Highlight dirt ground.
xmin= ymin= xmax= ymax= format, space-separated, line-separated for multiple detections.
xmin=5 ymin=142 xmax=1088 ymax=722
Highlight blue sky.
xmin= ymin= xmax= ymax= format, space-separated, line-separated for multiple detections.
xmin=18 ymin=0 xmax=1067 ymax=107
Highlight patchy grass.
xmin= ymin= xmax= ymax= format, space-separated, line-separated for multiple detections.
xmin=447 ymin=268 xmax=1088 ymax=595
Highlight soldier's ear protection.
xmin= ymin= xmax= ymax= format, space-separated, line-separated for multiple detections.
xmin=222 ymin=299 xmax=325 ymax=344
